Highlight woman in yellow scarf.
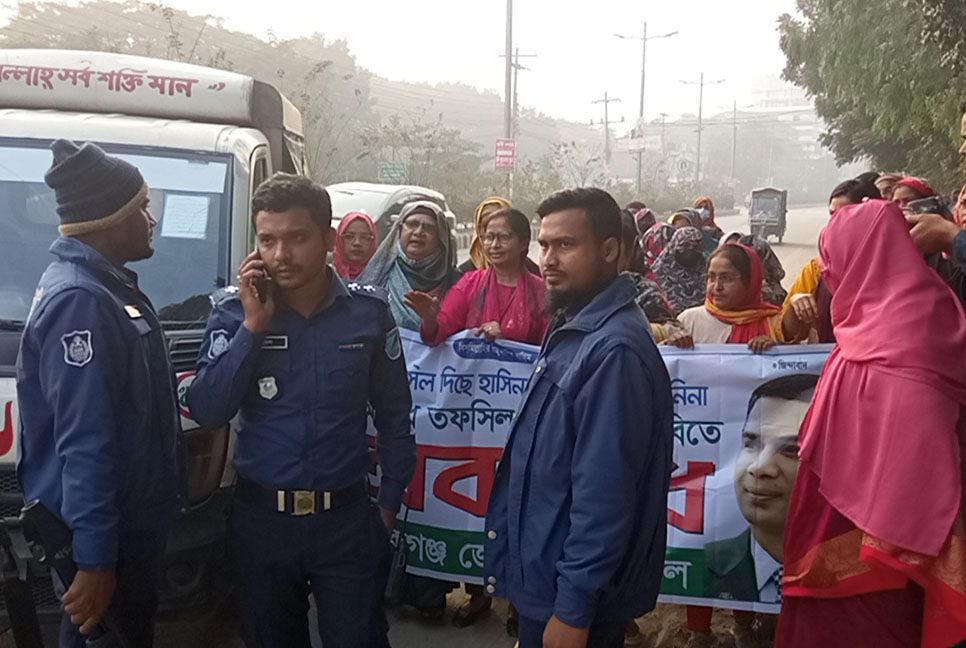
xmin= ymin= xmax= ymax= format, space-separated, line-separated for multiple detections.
xmin=460 ymin=196 xmax=511 ymax=272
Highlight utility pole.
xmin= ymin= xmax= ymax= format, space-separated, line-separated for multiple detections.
xmin=502 ymin=0 xmax=513 ymax=196
xmin=500 ymin=49 xmax=537 ymax=139
xmin=680 ymin=73 xmax=725 ymax=192
xmin=614 ymin=24 xmax=677 ymax=196
xmin=592 ymin=92 xmax=622 ymax=164
xmin=503 ymin=0 xmax=513 ymax=140
xmin=731 ymin=99 xmax=737 ymax=186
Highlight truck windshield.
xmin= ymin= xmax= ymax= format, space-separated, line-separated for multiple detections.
xmin=0 ymin=140 xmax=231 ymax=325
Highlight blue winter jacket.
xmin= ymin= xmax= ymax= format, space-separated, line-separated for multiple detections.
xmin=483 ymin=274 xmax=674 ymax=627
xmin=16 ymin=237 xmax=180 ymax=569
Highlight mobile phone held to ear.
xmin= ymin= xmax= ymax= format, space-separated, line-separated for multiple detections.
xmin=253 ymin=273 xmax=272 ymax=303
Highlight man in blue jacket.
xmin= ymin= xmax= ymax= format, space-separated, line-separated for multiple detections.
xmin=484 ymin=187 xmax=674 ymax=648
xmin=187 ymin=173 xmax=414 ymax=647
xmin=16 ymin=140 xmax=180 ymax=647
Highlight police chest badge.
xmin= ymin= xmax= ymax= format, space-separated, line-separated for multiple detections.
xmin=61 ymin=330 xmax=93 ymax=367
xmin=208 ymin=329 xmax=230 ymax=360
xmin=385 ymin=327 xmax=402 ymax=361
xmin=258 ymin=376 xmax=278 ymax=400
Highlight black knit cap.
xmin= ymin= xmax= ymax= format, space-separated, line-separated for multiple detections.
xmin=44 ymin=139 xmax=147 ymax=236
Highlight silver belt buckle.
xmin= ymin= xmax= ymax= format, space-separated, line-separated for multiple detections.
xmin=292 ymin=490 xmax=316 ymax=516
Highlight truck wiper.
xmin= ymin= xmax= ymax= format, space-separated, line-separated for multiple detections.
xmin=0 ymin=319 xmax=24 ymax=332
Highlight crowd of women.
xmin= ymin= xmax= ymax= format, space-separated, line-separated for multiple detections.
xmin=331 ymin=175 xmax=966 ymax=647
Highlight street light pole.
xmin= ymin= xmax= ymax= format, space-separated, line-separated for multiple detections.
xmin=697 ymin=71 xmax=704 ymax=190
xmin=614 ymin=26 xmax=677 ymax=197
xmin=636 ymin=22 xmax=647 ymax=196
xmin=680 ymin=73 xmax=725 ymax=192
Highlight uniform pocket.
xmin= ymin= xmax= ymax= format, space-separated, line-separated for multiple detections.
xmin=325 ymin=345 xmax=370 ymax=406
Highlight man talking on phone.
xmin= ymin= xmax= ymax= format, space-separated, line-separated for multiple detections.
xmin=187 ymin=173 xmax=414 ymax=647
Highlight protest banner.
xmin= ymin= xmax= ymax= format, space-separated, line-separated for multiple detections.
xmin=374 ymin=329 xmax=831 ymax=613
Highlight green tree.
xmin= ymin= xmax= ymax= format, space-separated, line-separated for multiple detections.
xmin=779 ymin=0 xmax=965 ymax=187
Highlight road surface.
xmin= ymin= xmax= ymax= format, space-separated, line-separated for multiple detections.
xmin=0 ymin=206 xmax=830 ymax=648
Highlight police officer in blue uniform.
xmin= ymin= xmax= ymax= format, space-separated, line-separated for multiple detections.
xmin=16 ymin=140 xmax=181 ymax=648
xmin=187 ymin=173 xmax=415 ymax=648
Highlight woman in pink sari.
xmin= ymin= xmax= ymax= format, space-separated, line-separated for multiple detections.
xmin=406 ymin=207 xmax=548 ymax=346
xmin=775 ymin=200 xmax=966 ymax=648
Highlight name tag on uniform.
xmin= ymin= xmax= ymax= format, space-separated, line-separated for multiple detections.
xmin=124 ymin=305 xmax=142 ymax=318
xmin=338 ymin=343 xmax=365 ymax=351
xmin=262 ymin=335 xmax=288 ymax=350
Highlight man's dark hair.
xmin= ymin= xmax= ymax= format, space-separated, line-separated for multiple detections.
xmin=536 ymin=187 xmax=622 ymax=241
xmin=709 ymin=244 xmax=753 ymax=285
xmin=625 ymin=200 xmax=647 ymax=212
xmin=746 ymin=374 xmax=820 ymax=418
xmin=251 ymin=172 xmax=332 ymax=230
xmin=961 ymin=101 xmax=966 ymax=116
xmin=829 ymin=177 xmax=880 ymax=203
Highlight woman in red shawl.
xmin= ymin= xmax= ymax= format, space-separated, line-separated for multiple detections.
xmin=333 ymin=211 xmax=377 ymax=279
xmin=775 ymin=200 xmax=966 ymax=648
xmin=407 ymin=206 xmax=549 ymax=346
xmin=666 ymin=243 xmax=784 ymax=353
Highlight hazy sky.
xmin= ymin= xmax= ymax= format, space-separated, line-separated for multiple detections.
xmin=8 ymin=0 xmax=804 ymax=124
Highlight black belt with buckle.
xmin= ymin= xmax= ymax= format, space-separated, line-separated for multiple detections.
xmin=234 ymin=476 xmax=368 ymax=516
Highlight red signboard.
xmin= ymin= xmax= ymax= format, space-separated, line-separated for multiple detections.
xmin=495 ymin=138 xmax=516 ymax=169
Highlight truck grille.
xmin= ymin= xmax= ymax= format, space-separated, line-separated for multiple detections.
xmin=0 ymin=468 xmax=23 ymax=518
xmin=168 ymin=334 xmax=204 ymax=373
xmin=0 ymin=468 xmax=60 ymax=615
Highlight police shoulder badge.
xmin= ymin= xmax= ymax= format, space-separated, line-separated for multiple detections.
xmin=208 ymin=329 xmax=230 ymax=360
xmin=258 ymin=376 xmax=278 ymax=400
xmin=61 ymin=330 xmax=93 ymax=367
xmin=385 ymin=326 xmax=402 ymax=361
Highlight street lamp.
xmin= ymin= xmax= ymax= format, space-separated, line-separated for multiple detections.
xmin=614 ymin=25 xmax=678 ymax=197
xmin=679 ymin=73 xmax=725 ymax=191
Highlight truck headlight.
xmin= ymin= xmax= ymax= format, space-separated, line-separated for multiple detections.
xmin=183 ymin=425 xmax=229 ymax=505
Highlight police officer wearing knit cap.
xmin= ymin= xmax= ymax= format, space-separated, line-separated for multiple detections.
xmin=16 ymin=139 xmax=180 ymax=647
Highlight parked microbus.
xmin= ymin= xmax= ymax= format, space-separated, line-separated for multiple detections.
xmin=0 ymin=48 xmax=307 ymax=619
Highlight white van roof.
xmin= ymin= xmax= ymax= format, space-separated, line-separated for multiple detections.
xmin=0 ymin=49 xmax=300 ymax=133
xmin=0 ymin=49 xmax=305 ymax=174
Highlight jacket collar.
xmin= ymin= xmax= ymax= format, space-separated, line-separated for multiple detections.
xmin=554 ymin=273 xmax=638 ymax=334
xmin=49 ymin=236 xmax=139 ymax=291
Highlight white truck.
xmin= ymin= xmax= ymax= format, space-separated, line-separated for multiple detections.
xmin=0 ymin=48 xmax=306 ymax=619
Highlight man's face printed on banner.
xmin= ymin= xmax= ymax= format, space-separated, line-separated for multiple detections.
xmin=734 ymin=395 xmax=811 ymax=536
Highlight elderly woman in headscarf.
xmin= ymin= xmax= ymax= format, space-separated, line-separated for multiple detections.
xmin=669 ymin=208 xmax=699 ymax=229
xmin=642 ymin=222 xmax=676 ymax=267
xmin=459 ymin=196 xmax=511 ymax=273
xmin=692 ymin=197 xmax=722 ymax=251
xmin=652 ymin=226 xmax=707 ymax=315
xmin=360 ymin=201 xmax=461 ymax=331
xmin=738 ymin=234 xmax=787 ymax=306
xmin=619 ymin=210 xmax=681 ymax=342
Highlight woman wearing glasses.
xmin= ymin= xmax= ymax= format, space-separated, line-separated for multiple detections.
xmin=334 ymin=211 xmax=378 ymax=280
xmin=359 ymin=201 xmax=462 ymax=331
xmin=406 ymin=206 xmax=549 ymax=346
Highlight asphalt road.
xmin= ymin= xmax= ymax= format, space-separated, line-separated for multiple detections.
xmin=0 ymin=206 xmax=830 ymax=648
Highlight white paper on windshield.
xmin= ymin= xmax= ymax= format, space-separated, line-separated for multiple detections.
xmin=161 ymin=194 xmax=209 ymax=240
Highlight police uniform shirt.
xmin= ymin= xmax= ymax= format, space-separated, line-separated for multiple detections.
xmin=186 ymin=269 xmax=415 ymax=512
